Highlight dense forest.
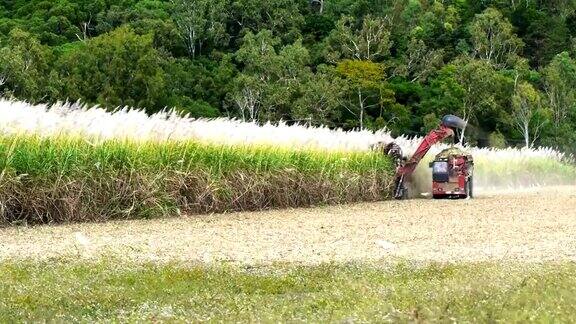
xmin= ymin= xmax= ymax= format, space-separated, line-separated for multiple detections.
xmin=0 ymin=0 xmax=575 ymax=151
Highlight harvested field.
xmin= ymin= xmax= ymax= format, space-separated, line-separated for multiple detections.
xmin=0 ymin=186 xmax=575 ymax=264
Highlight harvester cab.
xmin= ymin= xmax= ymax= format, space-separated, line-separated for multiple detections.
xmin=379 ymin=114 xmax=473 ymax=200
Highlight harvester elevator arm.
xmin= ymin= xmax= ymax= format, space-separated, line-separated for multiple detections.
xmin=396 ymin=125 xmax=454 ymax=177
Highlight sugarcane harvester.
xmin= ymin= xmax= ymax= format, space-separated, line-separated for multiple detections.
xmin=389 ymin=115 xmax=474 ymax=200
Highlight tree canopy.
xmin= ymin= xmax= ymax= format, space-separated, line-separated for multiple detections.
xmin=0 ymin=0 xmax=575 ymax=151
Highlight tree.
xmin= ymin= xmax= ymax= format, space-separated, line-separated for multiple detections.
xmin=57 ymin=27 xmax=167 ymax=112
xmin=170 ymin=0 xmax=228 ymax=58
xmin=517 ymin=7 xmax=571 ymax=67
xmin=229 ymin=0 xmax=304 ymax=42
xmin=393 ymin=37 xmax=444 ymax=82
xmin=231 ymin=74 xmax=263 ymax=121
xmin=231 ymin=30 xmax=278 ymax=121
xmin=326 ymin=15 xmax=392 ymax=63
xmin=163 ymin=56 xmax=235 ymax=116
xmin=456 ymin=58 xmax=507 ymax=142
xmin=542 ymin=52 xmax=576 ymax=128
xmin=543 ymin=0 xmax=576 ymax=18
xmin=0 ymin=28 xmax=56 ymax=102
xmin=292 ymin=65 xmax=345 ymax=126
xmin=469 ymin=8 xmax=523 ymax=68
xmin=423 ymin=58 xmax=505 ymax=143
xmin=232 ymin=30 xmax=311 ymax=121
xmin=511 ymin=82 xmax=549 ymax=147
xmin=310 ymin=0 xmax=325 ymax=14
xmin=396 ymin=0 xmax=462 ymax=54
xmin=336 ymin=59 xmax=394 ymax=130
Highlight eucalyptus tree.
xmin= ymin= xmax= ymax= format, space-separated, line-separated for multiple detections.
xmin=170 ymin=0 xmax=229 ymax=58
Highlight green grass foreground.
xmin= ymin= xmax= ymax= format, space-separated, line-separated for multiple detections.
xmin=0 ymin=260 xmax=575 ymax=322
xmin=0 ymin=135 xmax=394 ymax=224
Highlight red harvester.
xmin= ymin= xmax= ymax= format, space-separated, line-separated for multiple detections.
xmin=391 ymin=115 xmax=474 ymax=200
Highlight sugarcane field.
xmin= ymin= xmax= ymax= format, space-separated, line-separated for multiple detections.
xmin=1 ymin=1 xmax=576 ymax=322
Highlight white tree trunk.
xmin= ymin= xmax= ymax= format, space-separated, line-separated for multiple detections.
xmin=358 ymin=89 xmax=364 ymax=130
xmin=459 ymin=123 xmax=467 ymax=144
xmin=523 ymin=122 xmax=530 ymax=148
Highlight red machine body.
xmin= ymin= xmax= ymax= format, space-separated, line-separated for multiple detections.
xmin=429 ymin=148 xmax=474 ymax=199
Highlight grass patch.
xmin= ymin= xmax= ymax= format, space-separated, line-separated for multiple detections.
xmin=0 ymin=135 xmax=394 ymax=224
xmin=0 ymin=260 xmax=575 ymax=322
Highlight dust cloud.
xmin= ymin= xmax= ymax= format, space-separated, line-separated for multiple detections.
xmin=407 ymin=157 xmax=576 ymax=197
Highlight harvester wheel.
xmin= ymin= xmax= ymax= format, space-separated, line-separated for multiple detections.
xmin=394 ymin=186 xmax=408 ymax=200
xmin=465 ymin=177 xmax=474 ymax=199
xmin=393 ymin=175 xmax=408 ymax=200
xmin=400 ymin=187 xmax=408 ymax=199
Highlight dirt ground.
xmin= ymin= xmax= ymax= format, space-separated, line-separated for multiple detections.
xmin=0 ymin=186 xmax=575 ymax=264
